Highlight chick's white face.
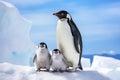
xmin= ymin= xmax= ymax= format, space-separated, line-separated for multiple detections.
xmin=40 ymin=44 xmax=46 ymax=49
xmin=38 ymin=42 xmax=47 ymax=49
xmin=52 ymin=50 xmax=61 ymax=56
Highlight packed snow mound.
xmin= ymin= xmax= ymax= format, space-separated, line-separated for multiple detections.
xmin=0 ymin=1 xmax=34 ymax=65
xmin=92 ymin=56 xmax=120 ymax=80
xmin=92 ymin=56 xmax=120 ymax=69
xmin=0 ymin=62 xmax=110 ymax=80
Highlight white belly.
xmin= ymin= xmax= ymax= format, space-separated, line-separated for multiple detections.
xmin=56 ymin=19 xmax=79 ymax=66
xmin=35 ymin=49 xmax=50 ymax=68
xmin=51 ymin=55 xmax=67 ymax=70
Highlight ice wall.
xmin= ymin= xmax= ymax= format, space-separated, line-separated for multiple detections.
xmin=0 ymin=1 xmax=34 ymax=65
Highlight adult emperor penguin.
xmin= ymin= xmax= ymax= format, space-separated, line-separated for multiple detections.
xmin=51 ymin=49 xmax=68 ymax=72
xmin=33 ymin=42 xmax=51 ymax=71
xmin=53 ymin=10 xmax=83 ymax=71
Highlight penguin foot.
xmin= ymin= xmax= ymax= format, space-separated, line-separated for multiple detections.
xmin=67 ymin=67 xmax=77 ymax=72
xmin=68 ymin=69 xmax=76 ymax=72
xmin=36 ymin=68 xmax=41 ymax=72
xmin=77 ymin=65 xmax=83 ymax=71
xmin=45 ymin=69 xmax=50 ymax=72
xmin=78 ymin=67 xmax=83 ymax=70
xmin=52 ymin=70 xmax=57 ymax=72
xmin=36 ymin=69 xmax=40 ymax=72
xmin=59 ymin=70 xmax=65 ymax=73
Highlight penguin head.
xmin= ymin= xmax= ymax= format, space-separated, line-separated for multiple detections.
xmin=52 ymin=49 xmax=61 ymax=55
xmin=38 ymin=42 xmax=47 ymax=49
xmin=53 ymin=10 xmax=71 ymax=20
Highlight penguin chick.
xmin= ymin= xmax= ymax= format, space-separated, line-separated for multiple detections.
xmin=33 ymin=42 xmax=51 ymax=72
xmin=51 ymin=49 xmax=68 ymax=72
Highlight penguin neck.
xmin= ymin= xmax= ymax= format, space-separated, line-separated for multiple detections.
xmin=53 ymin=54 xmax=62 ymax=60
xmin=59 ymin=18 xmax=67 ymax=21
xmin=38 ymin=48 xmax=48 ymax=54
xmin=59 ymin=18 xmax=73 ymax=24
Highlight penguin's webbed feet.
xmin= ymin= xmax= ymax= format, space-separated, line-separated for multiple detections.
xmin=52 ymin=69 xmax=57 ymax=72
xmin=78 ymin=66 xmax=83 ymax=70
xmin=36 ymin=68 xmax=41 ymax=72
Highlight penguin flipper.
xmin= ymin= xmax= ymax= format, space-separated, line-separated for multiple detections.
xmin=68 ymin=19 xmax=82 ymax=54
xmin=48 ymin=53 xmax=52 ymax=65
xmin=68 ymin=19 xmax=83 ymax=70
xmin=74 ymin=33 xmax=82 ymax=54
xmin=33 ymin=54 xmax=37 ymax=63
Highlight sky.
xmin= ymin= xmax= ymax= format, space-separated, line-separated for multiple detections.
xmin=4 ymin=0 xmax=120 ymax=54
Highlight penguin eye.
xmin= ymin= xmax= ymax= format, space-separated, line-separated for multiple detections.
xmin=53 ymin=51 xmax=59 ymax=54
xmin=61 ymin=13 xmax=64 ymax=16
xmin=40 ymin=44 xmax=46 ymax=48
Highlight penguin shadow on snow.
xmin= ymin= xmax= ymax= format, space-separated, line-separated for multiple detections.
xmin=50 ymin=70 xmax=111 ymax=80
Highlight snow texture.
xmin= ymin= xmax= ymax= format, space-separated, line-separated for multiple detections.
xmin=92 ymin=56 xmax=120 ymax=69
xmin=1 ymin=56 xmax=120 ymax=80
xmin=81 ymin=57 xmax=91 ymax=68
xmin=0 ymin=62 xmax=110 ymax=80
xmin=0 ymin=1 xmax=35 ymax=65
xmin=92 ymin=56 xmax=120 ymax=80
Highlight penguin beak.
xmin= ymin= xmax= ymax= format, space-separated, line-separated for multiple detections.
xmin=53 ymin=13 xmax=59 ymax=16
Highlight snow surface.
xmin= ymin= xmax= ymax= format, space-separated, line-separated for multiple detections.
xmin=0 ymin=1 xmax=35 ymax=65
xmin=92 ymin=56 xmax=120 ymax=69
xmin=1 ymin=56 xmax=120 ymax=80
xmin=0 ymin=62 xmax=110 ymax=80
xmin=92 ymin=56 xmax=120 ymax=80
